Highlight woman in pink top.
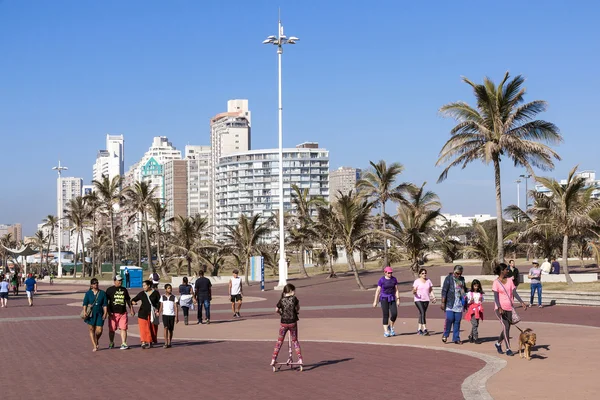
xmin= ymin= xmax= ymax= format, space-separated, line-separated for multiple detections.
xmin=412 ymin=269 xmax=436 ymax=336
xmin=492 ymin=263 xmax=528 ymax=356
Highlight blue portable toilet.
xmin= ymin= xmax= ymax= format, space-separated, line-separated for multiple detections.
xmin=120 ymin=265 xmax=143 ymax=289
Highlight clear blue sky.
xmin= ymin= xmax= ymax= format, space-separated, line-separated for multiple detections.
xmin=1 ymin=0 xmax=599 ymax=236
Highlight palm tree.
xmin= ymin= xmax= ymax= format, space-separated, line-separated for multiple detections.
xmin=83 ymin=191 xmax=100 ymax=275
xmin=436 ymin=72 xmax=563 ymax=263
xmin=313 ymin=205 xmax=339 ymax=278
xmin=32 ymin=231 xmax=47 ymax=268
xmin=525 ymin=166 xmax=600 ymax=284
xmin=64 ymin=196 xmax=90 ymax=278
xmin=357 ymin=160 xmax=411 ymax=267
xmin=42 ymin=215 xmax=58 ymax=272
xmin=93 ymin=175 xmax=123 ymax=278
xmin=148 ymin=199 xmax=169 ymax=278
xmin=466 ymin=221 xmax=499 ymax=274
xmin=224 ymin=214 xmax=271 ymax=286
xmin=383 ymin=183 xmax=442 ymax=275
xmin=124 ymin=181 xmax=158 ymax=273
xmin=168 ymin=215 xmax=208 ymax=276
xmin=328 ymin=191 xmax=375 ymax=289
xmin=290 ymin=184 xmax=326 ymax=277
xmin=0 ymin=233 xmax=15 ymax=273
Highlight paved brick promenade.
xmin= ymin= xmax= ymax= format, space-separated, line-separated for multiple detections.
xmin=1 ymin=265 xmax=598 ymax=399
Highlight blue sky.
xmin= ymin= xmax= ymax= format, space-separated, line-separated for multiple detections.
xmin=1 ymin=0 xmax=599 ymax=236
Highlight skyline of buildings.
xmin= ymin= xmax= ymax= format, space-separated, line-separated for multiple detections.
xmin=92 ymin=134 xmax=125 ymax=184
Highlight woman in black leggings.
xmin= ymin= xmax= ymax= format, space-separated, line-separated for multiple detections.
xmin=373 ymin=267 xmax=400 ymax=337
xmin=412 ymin=268 xmax=436 ymax=335
xmin=493 ymin=263 xmax=528 ymax=356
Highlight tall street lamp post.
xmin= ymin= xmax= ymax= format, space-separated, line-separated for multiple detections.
xmin=263 ymin=15 xmax=299 ymax=290
xmin=520 ymin=174 xmax=532 ymax=208
xmin=53 ymin=161 xmax=68 ymax=277
xmin=515 ymin=179 xmax=522 ymax=223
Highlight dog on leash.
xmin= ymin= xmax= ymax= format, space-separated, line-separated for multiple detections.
xmin=517 ymin=327 xmax=537 ymax=360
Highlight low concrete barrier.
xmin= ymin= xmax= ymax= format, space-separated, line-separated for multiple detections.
xmin=440 ymin=274 xmax=598 ymax=286
xmin=171 ymin=276 xmax=241 ymax=287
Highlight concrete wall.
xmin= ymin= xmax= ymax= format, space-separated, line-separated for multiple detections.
xmin=439 ymin=273 xmax=598 ymax=286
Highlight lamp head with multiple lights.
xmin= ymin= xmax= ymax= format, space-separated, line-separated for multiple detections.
xmin=262 ymin=32 xmax=299 ymax=46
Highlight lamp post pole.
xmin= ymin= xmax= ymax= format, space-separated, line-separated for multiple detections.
xmin=53 ymin=161 xmax=68 ymax=277
xmin=264 ymin=14 xmax=299 ymax=290
xmin=515 ymin=179 xmax=522 ymax=209
xmin=520 ymin=174 xmax=532 ymax=208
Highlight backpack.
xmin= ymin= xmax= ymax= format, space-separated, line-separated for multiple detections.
xmin=152 ymin=272 xmax=159 ymax=282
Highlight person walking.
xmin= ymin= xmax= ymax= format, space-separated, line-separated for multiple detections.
xmin=412 ymin=268 xmax=436 ymax=336
xmin=131 ymin=280 xmax=161 ymax=349
xmin=465 ymin=279 xmax=484 ymax=344
xmin=178 ymin=277 xmax=194 ymax=325
xmin=10 ymin=274 xmax=18 ymax=296
xmin=194 ymin=270 xmax=212 ymax=324
xmin=149 ymin=271 xmax=160 ymax=289
xmin=508 ymin=259 xmax=520 ymax=287
xmin=229 ymin=269 xmax=243 ymax=318
xmin=0 ymin=277 xmax=9 ymax=307
xmin=528 ymin=260 xmax=543 ymax=308
xmin=372 ymin=266 xmax=400 ymax=337
xmin=82 ymin=278 xmax=108 ymax=352
xmin=270 ymin=283 xmax=303 ymax=366
xmin=441 ymin=265 xmax=466 ymax=344
xmin=24 ymin=274 xmax=37 ymax=306
xmin=159 ymin=284 xmax=179 ymax=348
xmin=105 ymin=275 xmax=134 ymax=350
xmin=493 ymin=263 xmax=528 ymax=356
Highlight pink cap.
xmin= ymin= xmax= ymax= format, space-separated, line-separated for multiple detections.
xmin=384 ymin=266 xmax=393 ymax=273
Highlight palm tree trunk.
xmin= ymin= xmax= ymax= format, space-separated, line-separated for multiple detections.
xmin=245 ymin=254 xmax=251 ymax=286
xmin=143 ymin=213 xmax=153 ymax=273
xmin=80 ymin=229 xmax=86 ymax=277
xmin=73 ymin=231 xmax=79 ymax=278
xmin=138 ymin=224 xmax=143 ymax=269
xmin=381 ymin=202 xmax=388 ymax=267
xmin=157 ymin=226 xmax=168 ymax=279
xmin=347 ymin=247 xmax=366 ymax=290
xmin=328 ymin=255 xmax=336 ymax=278
xmin=562 ymin=234 xmax=573 ymax=284
xmin=109 ymin=210 xmax=117 ymax=279
xmin=493 ymin=158 xmax=505 ymax=263
xmin=299 ymin=245 xmax=309 ymax=278
xmin=186 ymin=256 xmax=192 ymax=277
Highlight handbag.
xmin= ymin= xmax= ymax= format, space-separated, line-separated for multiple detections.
xmin=498 ymin=279 xmax=521 ymax=325
xmin=81 ymin=291 xmax=100 ymax=320
xmin=146 ymin=291 xmax=160 ymax=326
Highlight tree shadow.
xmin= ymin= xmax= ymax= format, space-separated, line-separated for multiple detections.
xmin=302 ymin=357 xmax=354 ymax=371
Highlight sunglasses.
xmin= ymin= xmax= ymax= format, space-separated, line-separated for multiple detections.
xmin=420 ymin=272 xmax=427 ymax=275
xmin=385 ymin=272 xmax=392 ymax=274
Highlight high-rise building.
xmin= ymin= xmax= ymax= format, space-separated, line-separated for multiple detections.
xmin=329 ymin=166 xmax=362 ymax=202
xmin=163 ymin=160 xmax=188 ymax=222
xmin=58 ymin=177 xmax=83 ymax=217
xmin=93 ymin=134 xmax=124 ymax=182
xmin=185 ymin=145 xmax=211 ymax=220
xmin=210 ymin=100 xmax=251 ymax=228
xmin=0 ymin=223 xmax=22 ymax=242
xmin=214 ymin=143 xmax=329 ymax=241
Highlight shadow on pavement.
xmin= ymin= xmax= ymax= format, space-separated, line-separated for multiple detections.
xmin=302 ymin=357 xmax=354 ymax=371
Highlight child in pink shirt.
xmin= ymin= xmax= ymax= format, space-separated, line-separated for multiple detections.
xmin=464 ymin=279 xmax=484 ymax=344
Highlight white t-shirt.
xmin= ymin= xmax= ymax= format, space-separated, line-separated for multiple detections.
xmin=0 ymin=281 xmax=9 ymax=293
xmin=540 ymin=261 xmax=552 ymax=275
xmin=230 ymin=277 xmax=242 ymax=295
xmin=149 ymin=273 xmax=160 ymax=284
xmin=160 ymin=294 xmax=178 ymax=316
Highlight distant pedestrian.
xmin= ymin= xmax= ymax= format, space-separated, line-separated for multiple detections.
xmin=131 ymin=280 xmax=160 ymax=349
xmin=159 ymin=284 xmax=179 ymax=348
xmin=465 ymin=279 xmax=484 ymax=344
xmin=10 ymin=274 xmax=18 ymax=296
xmin=493 ymin=263 xmax=528 ymax=356
xmin=508 ymin=259 xmax=520 ymax=287
xmin=412 ymin=268 xmax=436 ymax=335
xmin=540 ymin=258 xmax=552 ymax=275
xmin=24 ymin=274 xmax=37 ymax=306
xmin=82 ymin=278 xmax=108 ymax=352
xmin=229 ymin=269 xmax=243 ymax=318
xmin=441 ymin=265 xmax=466 ymax=345
xmin=0 ymin=278 xmax=9 ymax=307
xmin=528 ymin=260 xmax=543 ymax=308
xmin=124 ymin=267 xmax=130 ymax=288
xmin=194 ymin=270 xmax=212 ymax=324
xmin=106 ymin=275 xmax=134 ymax=350
xmin=550 ymin=257 xmax=560 ymax=274
xmin=373 ymin=266 xmax=399 ymax=337
xmin=178 ymin=277 xmax=194 ymax=325
xmin=270 ymin=283 xmax=303 ymax=366
xmin=149 ymin=271 xmax=160 ymax=289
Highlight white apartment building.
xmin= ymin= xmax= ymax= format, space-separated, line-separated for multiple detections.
xmin=214 ymin=143 xmax=329 ymax=241
xmin=92 ymin=134 xmax=124 ymax=182
xmin=0 ymin=223 xmax=22 ymax=242
xmin=436 ymin=213 xmax=496 ymax=228
xmin=210 ymin=100 xmax=251 ymax=228
xmin=535 ymin=170 xmax=600 ymax=199
xmin=185 ymin=145 xmax=211 ymax=220
xmin=329 ymin=166 xmax=361 ymax=202
xmin=58 ymin=177 xmax=83 ymax=218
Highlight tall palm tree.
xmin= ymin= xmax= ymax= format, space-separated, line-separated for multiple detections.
xmin=328 ymin=191 xmax=375 ymax=290
xmin=32 ymin=231 xmax=47 ymax=268
xmin=313 ymin=205 xmax=339 ymax=278
xmin=124 ymin=181 xmax=158 ymax=273
xmin=357 ymin=160 xmax=411 ymax=267
xmin=383 ymin=183 xmax=442 ymax=275
xmin=466 ymin=221 xmax=499 ymax=274
xmin=148 ymin=199 xmax=169 ymax=278
xmin=42 ymin=215 xmax=58 ymax=271
xmin=224 ymin=214 xmax=271 ymax=286
xmin=93 ymin=175 xmax=123 ymax=278
xmin=168 ymin=215 xmax=208 ymax=276
xmin=290 ymin=184 xmax=326 ymax=277
xmin=64 ymin=196 xmax=90 ymax=278
xmin=436 ymin=72 xmax=563 ymax=263
xmin=83 ymin=191 xmax=100 ymax=275
xmin=525 ymin=166 xmax=600 ymax=284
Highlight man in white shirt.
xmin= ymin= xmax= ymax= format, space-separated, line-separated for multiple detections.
xmin=228 ymin=269 xmax=243 ymax=318
xmin=540 ymin=258 xmax=552 ymax=275
xmin=149 ymin=271 xmax=160 ymax=289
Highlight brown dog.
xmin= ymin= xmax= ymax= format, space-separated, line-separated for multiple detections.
xmin=518 ymin=328 xmax=537 ymax=360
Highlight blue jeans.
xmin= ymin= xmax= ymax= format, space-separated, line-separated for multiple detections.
xmin=443 ymin=310 xmax=462 ymax=342
xmin=530 ymin=283 xmax=542 ymax=306
xmin=197 ymin=299 xmax=211 ymax=321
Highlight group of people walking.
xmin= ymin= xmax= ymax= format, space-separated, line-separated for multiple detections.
xmin=0 ymin=273 xmax=37 ymax=307
xmin=374 ymin=261 xmax=536 ymax=357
